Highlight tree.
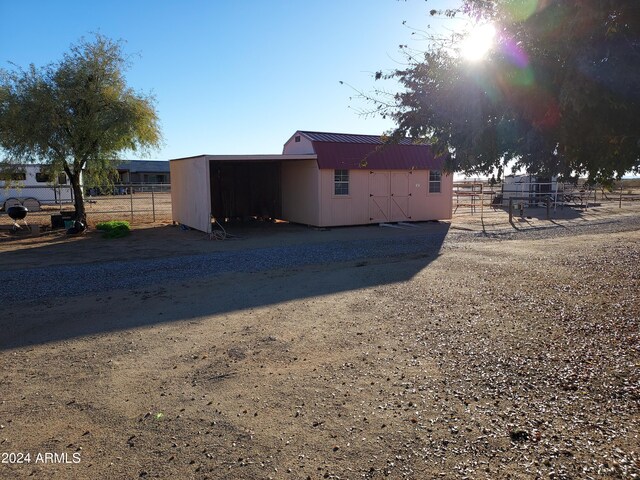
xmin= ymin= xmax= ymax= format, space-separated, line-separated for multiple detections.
xmin=374 ymin=1 xmax=640 ymax=181
xmin=0 ymin=34 xmax=161 ymax=222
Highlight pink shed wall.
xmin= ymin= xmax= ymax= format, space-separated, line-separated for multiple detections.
xmin=170 ymin=157 xmax=212 ymax=233
xmin=439 ymin=172 xmax=454 ymax=219
xmin=281 ymin=160 xmax=320 ymax=225
xmin=316 ymin=169 xmax=452 ymax=227
xmin=407 ymin=171 xmax=453 ymax=221
xmin=318 ymin=169 xmax=369 ymax=226
xmin=282 ymin=134 xmax=314 ymax=155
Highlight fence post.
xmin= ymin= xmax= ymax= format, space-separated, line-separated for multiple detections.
xmin=129 ymin=183 xmax=134 ymax=223
xmin=509 ymin=198 xmax=513 ymax=223
xmin=151 ymin=185 xmax=156 ymax=222
xmin=471 ymin=183 xmax=475 ymax=214
xmin=546 ymin=196 xmax=550 ymax=220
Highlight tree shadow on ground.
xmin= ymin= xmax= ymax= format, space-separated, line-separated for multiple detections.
xmin=0 ymin=222 xmax=450 ymax=350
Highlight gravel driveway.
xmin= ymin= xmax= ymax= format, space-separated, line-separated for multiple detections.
xmin=0 ymin=208 xmax=638 ymax=480
xmin=2 ymin=211 xmax=639 ymax=303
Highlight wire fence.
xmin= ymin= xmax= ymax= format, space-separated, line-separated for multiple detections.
xmin=453 ymin=180 xmax=640 ymax=217
xmin=0 ymin=183 xmax=172 ymax=227
xmin=2 ymin=180 xmax=638 ymax=229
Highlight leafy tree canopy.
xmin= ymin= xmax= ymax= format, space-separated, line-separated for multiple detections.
xmin=0 ymin=34 xmax=161 ymax=220
xmin=374 ymin=0 xmax=640 ymax=182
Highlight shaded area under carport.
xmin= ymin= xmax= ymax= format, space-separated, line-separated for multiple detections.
xmin=210 ymin=160 xmax=282 ymax=221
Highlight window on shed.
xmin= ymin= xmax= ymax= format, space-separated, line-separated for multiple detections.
xmin=295 ymin=135 xmax=301 ymax=143
xmin=429 ymin=170 xmax=441 ymax=193
xmin=334 ymin=169 xmax=349 ymax=195
xmin=58 ymin=173 xmax=67 ymax=185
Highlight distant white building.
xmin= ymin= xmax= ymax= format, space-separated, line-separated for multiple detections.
xmin=116 ymin=160 xmax=170 ymax=184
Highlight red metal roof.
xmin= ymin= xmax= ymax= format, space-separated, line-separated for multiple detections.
xmin=293 ymin=131 xmax=445 ymax=170
xmin=310 ymin=141 xmax=445 ymax=170
xmin=172 ymin=131 xmax=446 ymax=170
xmin=299 ymin=131 xmax=415 ymax=145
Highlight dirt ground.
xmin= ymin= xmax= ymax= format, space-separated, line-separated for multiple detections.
xmin=0 ymin=204 xmax=638 ymax=479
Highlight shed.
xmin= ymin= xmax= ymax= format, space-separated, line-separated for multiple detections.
xmin=170 ymin=131 xmax=452 ymax=233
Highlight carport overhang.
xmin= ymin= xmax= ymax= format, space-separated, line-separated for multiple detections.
xmin=170 ymin=154 xmax=317 ymax=233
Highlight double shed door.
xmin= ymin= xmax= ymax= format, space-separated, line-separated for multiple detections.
xmin=368 ymin=171 xmax=412 ymax=223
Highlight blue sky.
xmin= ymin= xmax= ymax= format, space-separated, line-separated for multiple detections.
xmin=0 ymin=0 xmax=457 ymax=160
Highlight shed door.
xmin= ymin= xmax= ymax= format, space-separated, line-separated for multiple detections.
xmin=390 ymin=172 xmax=411 ymax=222
xmin=369 ymin=171 xmax=390 ymax=223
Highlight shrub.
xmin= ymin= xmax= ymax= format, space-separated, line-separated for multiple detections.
xmin=95 ymin=220 xmax=131 ymax=239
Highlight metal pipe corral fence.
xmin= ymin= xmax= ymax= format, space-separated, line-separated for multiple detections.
xmin=454 ymin=179 xmax=640 ymax=219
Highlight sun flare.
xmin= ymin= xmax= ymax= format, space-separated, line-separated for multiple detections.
xmin=460 ymin=23 xmax=496 ymax=61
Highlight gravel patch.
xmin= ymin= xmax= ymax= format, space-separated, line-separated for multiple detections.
xmin=2 ymin=213 xmax=639 ymax=303
xmin=0 ymin=230 xmax=446 ymax=302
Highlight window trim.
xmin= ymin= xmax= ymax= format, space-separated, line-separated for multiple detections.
xmin=429 ymin=170 xmax=442 ymax=194
xmin=333 ymin=169 xmax=350 ymax=196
